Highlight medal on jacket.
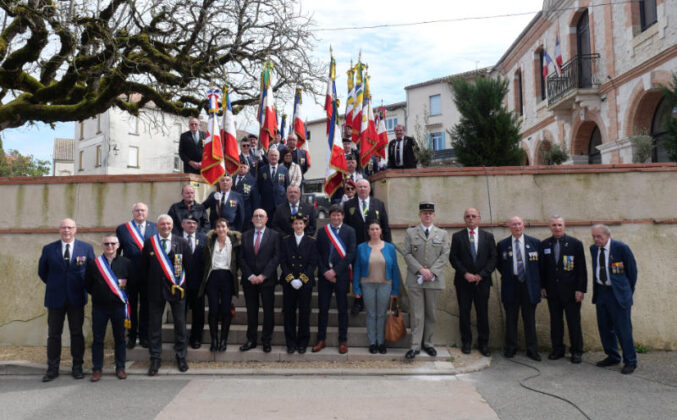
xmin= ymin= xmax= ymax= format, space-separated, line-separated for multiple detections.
xmin=94 ymin=256 xmax=132 ymax=329
xmin=125 ymin=221 xmax=144 ymax=251
xmin=150 ymin=234 xmax=186 ymax=298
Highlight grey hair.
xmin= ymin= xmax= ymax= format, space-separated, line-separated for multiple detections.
xmin=157 ymin=214 xmax=173 ymax=224
xmin=591 ymin=224 xmax=610 ymax=235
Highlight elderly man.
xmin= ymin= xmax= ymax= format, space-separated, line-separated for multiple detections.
xmin=450 ymin=208 xmax=497 ymax=356
xmin=234 ymin=162 xmax=259 ymax=231
xmin=257 ymin=148 xmax=289 ymax=221
xmin=84 ymin=234 xmax=132 ymax=381
xmin=142 ymin=214 xmax=192 ymax=376
xmin=168 ymin=184 xmax=209 ymax=234
xmin=116 ymin=202 xmax=157 ymax=349
xmin=387 ymin=124 xmax=418 ymax=169
xmin=181 ymin=215 xmax=207 ymax=349
xmin=287 ymin=133 xmax=309 ymax=175
xmin=539 ymin=216 xmax=587 ymax=363
xmin=178 ymin=117 xmax=205 ymax=174
xmin=590 ymin=224 xmax=638 ymax=374
xmin=202 ymin=175 xmax=245 ymax=232
xmin=496 ymin=216 xmax=542 ymax=361
xmin=331 ymin=153 xmax=363 ymax=205
xmin=38 ymin=218 xmax=96 ymax=382
xmin=272 ymin=185 xmax=317 ymax=237
xmin=403 ymin=202 xmax=451 ymax=360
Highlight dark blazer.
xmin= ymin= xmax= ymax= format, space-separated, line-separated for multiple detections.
xmin=168 ymin=200 xmax=209 ymax=235
xmin=342 ymin=196 xmax=391 ymax=244
xmin=38 ymin=239 xmax=96 ymax=308
xmin=539 ymin=234 xmax=587 ymax=303
xmin=239 ymin=228 xmax=280 ymax=284
xmin=316 ymin=223 xmax=357 ymax=280
xmin=85 ymin=255 xmax=133 ymax=308
xmin=257 ymin=164 xmax=289 ymax=216
xmin=248 ymin=148 xmax=268 ymax=177
xmin=199 ymin=230 xmax=242 ymax=298
xmin=178 ymin=130 xmax=206 ymax=174
xmin=450 ymin=228 xmax=497 ymax=287
xmin=590 ymin=239 xmax=637 ymax=309
xmin=116 ymin=221 xmax=157 ymax=264
xmin=496 ymin=234 xmax=541 ymax=305
xmin=290 ymin=148 xmax=310 ymax=174
xmin=387 ymin=136 xmax=418 ymax=169
xmin=141 ymin=234 xmax=192 ymax=302
xmin=202 ymin=190 xmax=245 ymax=233
xmin=271 ymin=201 xmax=317 ymax=237
xmin=280 ymin=234 xmax=318 ymax=287
xmin=233 ymin=172 xmax=259 ymax=225
xmin=183 ymin=231 xmax=207 ymax=292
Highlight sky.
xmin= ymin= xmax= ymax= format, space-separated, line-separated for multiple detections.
xmin=1 ymin=0 xmax=544 ymax=165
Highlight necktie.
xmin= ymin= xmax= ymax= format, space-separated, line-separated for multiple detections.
xmin=470 ymin=230 xmax=477 ymax=262
xmin=64 ymin=243 xmax=70 ymax=267
xmin=254 ymin=231 xmax=262 ymax=255
xmin=396 ymin=140 xmax=402 ymax=166
xmin=515 ymin=239 xmax=525 ymax=282
xmin=193 ymin=132 xmax=199 ymax=144
xmin=599 ymin=247 xmax=607 ymax=285
xmin=138 ymin=223 xmax=144 ymax=237
xmin=271 ymin=166 xmax=276 ymax=178
xmin=188 ymin=234 xmax=194 ymax=252
xmin=161 ymin=238 xmax=168 ymax=254
xmin=235 ymin=176 xmax=241 ymax=187
xmin=291 ymin=204 xmax=298 ymax=215
xmin=361 ymin=200 xmax=368 ymax=218
xmin=425 ymin=228 xmax=429 ymax=238
xmin=554 ymin=238 xmax=561 ymax=263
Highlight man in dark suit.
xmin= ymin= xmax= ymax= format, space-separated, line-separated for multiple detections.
xmin=496 ymin=216 xmax=542 ymax=361
xmin=248 ymin=134 xmax=268 ymax=177
xmin=387 ymin=124 xmax=418 ymax=169
xmin=178 ymin=117 xmax=205 ymax=174
xmin=234 ymin=162 xmax=258 ymax=231
xmin=168 ymin=184 xmax=209 ymax=234
xmin=286 ymin=133 xmax=310 ymax=175
xmin=181 ymin=215 xmax=207 ymax=349
xmin=141 ymin=214 xmax=192 ymax=375
xmin=272 ymin=185 xmax=316 ymax=237
xmin=116 ymin=202 xmax=157 ymax=349
xmin=38 ymin=218 xmax=96 ymax=382
xmin=590 ymin=224 xmax=638 ymax=374
xmin=257 ymin=148 xmax=289 ymax=222
xmin=539 ymin=216 xmax=587 ymax=363
xmin=202 ymin=175 xmax=245 ymax=232
xmin=313 ymin=204 xmax=357 ymax=354
xmin=450 ymin=208 xmax=497 ymax=357
xmin=239 ymin=209 xmax=280 ymax=353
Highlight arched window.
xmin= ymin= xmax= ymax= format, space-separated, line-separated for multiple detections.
xmin=651 ymin=97 xmax=670 ymax=162
xmin=588 ymin=126 xmax=602 ymax=164
xmin=514 ymin=69 xmax=523 ymax=116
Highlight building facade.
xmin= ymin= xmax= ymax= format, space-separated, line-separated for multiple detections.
xmin=52 ymin=138 xmax=74 ymax=176
xmin=493 ymin=0 xmax=676 ymax=165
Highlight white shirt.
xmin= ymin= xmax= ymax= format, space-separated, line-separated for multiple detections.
xmin=359 ymin=197 xmax=370 ymax=220
xmin=183 ymin=232 xmax=196 ymax=253
xmin=295 ymin=233 xmax=304 ymax=246
xmin=136 ymin=221 xmax=146 ymax=237
xmin=596 ymin=239 xmax=611 ymax=286
xmin=512 ymin=235 xmax=526 ymax=276
xmin=158 ymin=234 xmax=171 ymax=254
xmin=61 ymin=240 xmax=74 ymax=260
xmin=253 ymin=228 xmax=266 ymax=247
xmin=211 ymin=237 xmax=232 ymax=270
xmin=421 ymin=224 xmax=434 ymax=238
xmin=467 ymin=228 xmax=478 ymax=253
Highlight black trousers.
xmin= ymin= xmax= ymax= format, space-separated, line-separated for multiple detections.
xmin=282 ymin=282 xmax=312 ymax=348
xmin=455 ymin=280 xmax=490 ymax=347
xmin=46 ymin=304 xmax=85 ymax=373
xmin=206 ymin=270 xmax=234 ymax=326
xmin=547 ymin=297 xmax=583 ymax=355
xmin=317 ymin=276 xmax=349 ymax=342
xmin=241 ymin=278 xmax=275 ymax=344
xmin=127 ymin=272 xmax=149 ymax=342
xmin=148 ymin=298 xmax=186 ymax=360
xmin=504 ymin=280 xmax=537 ymax=353
xmin=185 ymin=288 xmax=205 ymax=343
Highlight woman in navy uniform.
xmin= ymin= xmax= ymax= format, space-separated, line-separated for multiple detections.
xmin=279 ymin=212 xmax=318 ymax=354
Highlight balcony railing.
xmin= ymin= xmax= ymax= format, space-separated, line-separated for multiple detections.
xmin=547 ymin=53 xmax=601 ymax=106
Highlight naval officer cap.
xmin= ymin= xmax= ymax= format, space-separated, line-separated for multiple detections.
xmin=419 ymin=201 xmax=435 ymax=212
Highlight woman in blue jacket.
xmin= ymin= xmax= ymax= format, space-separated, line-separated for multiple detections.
xmin=353 ymin=220 xmax=401 ymax=354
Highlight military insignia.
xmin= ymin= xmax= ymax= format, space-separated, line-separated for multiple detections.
xmin=543 ymin=248 xmax=551 ymax=255
xmin=528 ymin=251 xmax=538 ymax=261
xmin=432 ymin=236 xmax=442 ymax=244
xmin=300 ymin=157 xmax=305 ymax=164
xmin=262 ymin=172 xmax=268 ymax=180
xmin=278 ymin=173 xmax=285 ymax=182
xmin=76 ymin=256 xmax=87 ymax=266
xmin=611 ymin=262 xmax=624 ymax=274
xmin=375 ymin=210 xmax=379 ymax=218
xmin=150 ymin=251 xmax=155 ymax=256
xmin=563 ymin=255 xmax=574 ymax=271
xmin=349 ymin=207 xmax=355 ymax=215
xmin=229 ymin=199 xmax=237 ymax=207
xmin=195 ymin=239 xmax=199 ymax=245
xmin=508 ymin=251 xmax=513 ymax=257
xmin=502 ymin=251 xmax=509 ymax=259
xmin=243 ymin=184 xmax=251 ymax=194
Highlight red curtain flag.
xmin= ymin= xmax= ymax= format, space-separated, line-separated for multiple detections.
xmin=201 ymin=90 xmax=226 ymax=185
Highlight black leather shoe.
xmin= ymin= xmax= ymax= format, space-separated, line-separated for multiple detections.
xmin=218 ymin=338 xmax=227 ymax=352
xmin=126 ymin=338 xmax=136 ymax=350
xmin=71 ymin=366 xmax=84 ymax=379
xmin=297 ymin=346 xmax=306 ymax=354
xmin=176 ymin=356 xmax=189 ymax=372
xmin=526 ymin=351 xmax=542 ymax=362
xmin=263 ymin=343 xmax=272 ymax=353
xmin=148 ymin=359 xmax=160 ymax=376
xmin=461 ymin=343 xmax=471 ymax=354
xmin=621 ymin=364 xmax=636 ymax=374
xmin=210 ymin=338 xmax=218 ymax=352
xmin=351 ymin=298 xmax=364 ymax=316
xmin=42 ymin=372 xmax=58 ymax=382
xmin=287 ymin=346 xmax=295 ymax=354
xmin=369 ymin=344 xmax=378 ymax=354
xmin=548 ymin=351 xmax=565 ymax=360
xmin=378 ymin=344 xmax=387 ymax=354
xmin=596 ymin=357 xmax=620 ymax=367
xmin=571 ymin=353 xmax=582 ymax=364
xmin=239 ymin=341 xmax=256 ymax=352
xmin=405 ymin=350 xmax=419 ymax=360
xmin=190 ymin=339 xmax=202 ymax=349
xmin=503 ymin=349 xmax=516 ymax=358
xmin=479 ymin=345 xmax=491 ymax=357
xmin=422 ymin=346 xmax=437 ymax=357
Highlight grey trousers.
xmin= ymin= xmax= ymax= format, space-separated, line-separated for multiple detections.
xmin=362 ymin=282 xmax=392 ymax=345
xmin=408 ymin=286 xmax=440 ymax=351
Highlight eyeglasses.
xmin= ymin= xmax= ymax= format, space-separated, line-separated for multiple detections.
xmin=345 ymin=187 xmax=355 ymax=191
xmin=241 ymin=144 xmax=250 ymax=147
xmin=60 ymin=226 xmax=75 ymax=230
xmin=103 ymin=242 xmax=118 ymax=246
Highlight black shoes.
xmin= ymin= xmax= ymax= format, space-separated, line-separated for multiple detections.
xmin=369 ymin=344 xmax=378 ymax=354
xmin=190 ymin=339 xmax=202 ymax=349
xmin=405 ymin=349 xmax=419 ymax=360
xmin=378 ymin=344 xmax=387 ymax=354
xmin=621 ymin=364 xmax=636 ymax=374
xmin=263 ymin=343 xmax=272 ymax=353
xmin=596 ymin=357 xmax=621 ymax=367
xmin=461 ymin=343 xmax=471 ymax=354
xmin=351 ymin=297 xmax=364 ymax=316
xmin=176 ymin=356 xmax=189 ymax=372
xmin=139 ymin=339 xmax=150 ymax=348
xmin=126 ymin=338 xmax=136 ymax=350
xmin=148 ymin=359 xmax=161 ymax=376
xmin=571 ymin=353 xmax=582 ymax=364
xmin=287 ymin=346 xmax=295 ymax=354
xmin=71 ymin=366 xmax=84 ymax=379
xmin=548 ymin=351 xmax=565 ymax=360
xmin=479 ymin=345 xmax=491 ymax=357
xmin=297 ymin=346 xmax=307 ymax=354
xmin=239 ymin=341 xmax=256 ymax=351
xmin=42 ymin=371 xmax=58 ymax=382
xmin=526 ymin=351 xmax=542 ymax=362
xmin=422 ymin=346 xmax=437 ymax=357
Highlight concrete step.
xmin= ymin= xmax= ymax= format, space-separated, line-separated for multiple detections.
xmin=161 ymin=324 xmax=411 ymax=348
xmin=127 ymin=344 xmax=449 ymax=363
xmin=228 ymin=291 xmax=356 ymax=310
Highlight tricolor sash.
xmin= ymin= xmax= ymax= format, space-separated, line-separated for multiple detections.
xmin=150 ymin=234 xmax=186 ymax=298
xmin=125 ymin=221 xmax=144 ymax=251
xmin=324 ymin=225 xmax=353 ymax=284
xmin=94 ymin=256 xmax=131 ymax=329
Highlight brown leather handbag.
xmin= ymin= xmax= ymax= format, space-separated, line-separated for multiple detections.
xmin=385 ymin=297 xmax=406 ymax=343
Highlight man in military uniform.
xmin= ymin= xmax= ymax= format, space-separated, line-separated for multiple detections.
xmin=403 ymin=202 xmax=451 ymax=360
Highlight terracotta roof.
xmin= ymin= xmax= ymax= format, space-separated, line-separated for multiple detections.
xmin=404 ymin=68 xmax=492 ymax=90
xmin=53 ymin=138 xmax=74 ymax=161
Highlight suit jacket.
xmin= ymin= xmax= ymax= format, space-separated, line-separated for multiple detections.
xmin=450 ymin=228 xmax=497 ymax=287
xmin=290 ymin=148 xmax=310 ymax=174
xmin=116 ymin=220 xmax=157 ymax=265
xmin=257 ymin=164 xmax=289 ymax=216
xmin=539 ymin=234 xmax=587 ymax=303
xmin=141 ymin=234 xmax=192 ymax=302
xmin=248 ymin=148 xmax=268 ymax=178
xmin=387 ymin=136 xmax=418 ymax=169
xmin=178 ymin=130 xmax=206 ymax=174
xmin=38 ymin=239 xmax=96 ymax=308
xmin=403 ymin=225 xmax=451 ymax=289
xmin=202 ymin=190 xmax=245 ymax=233
xmin=182 ymin=231 xmax=207 ymax=292
xmin=199 ymin=230 xmax=241 ymax=297
xmin=280 ymin=234 xmax=318 ymax=287
xmin=352 ymin=241 xmax=401 ymax=296
xmin=271 ymin=201 xmax=317 ymax=237
xmin=590 ymin=239 xmax=637 ymax=309
xmin=168 ymin=200 xmax=209 ymax=235
xmin=85 ymin=255 xmax=132 ymax=308
xmin=496 ymin=234 xmax=541 ymax=305
xmin=233 ymin=172 xmax=259 ymax=222
xmin=343 ymin=196 xmax=391 ymax=244
xmin=239 ymin=228 xmax=280 ymax=284
xmin=316 ymin=223 xmax=356 ymax=281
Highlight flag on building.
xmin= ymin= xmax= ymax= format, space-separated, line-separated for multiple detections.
xmin=221 ymin=86 xmax=240 ymax=175
xmin=351 ymin=62 xmax=365 ymax=144
xmin=200 ymin=89 xmax=226 ymax=185
xmin=543 ymin=50 xmax=556 ymax=78
xmin=257 ymin=62 xmax=276 ymax=152
xmin=324 ymin=53 xmax=347 ymax=198
xmin=345 ymin=61 xmax=355 ymax=131
xmin=554 ymin=33 xmax=563 ymax=73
